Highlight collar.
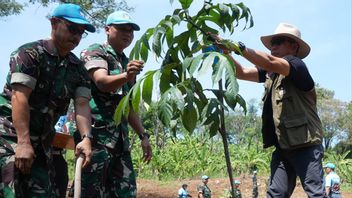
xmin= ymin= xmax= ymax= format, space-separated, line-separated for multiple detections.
xmin=103 ymin=41 xmax=126 ymax=61
xmin=41 ymin=39 xmax=81 ymax=65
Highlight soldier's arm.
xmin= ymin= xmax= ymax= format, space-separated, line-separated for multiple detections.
xmin=88 ymin=67 xmax=129 ymax=92
xmin=11 ymin=84 xmax=35 ymax=174
xmin=197 ymin=186 xmax=204 ymax=198
xmin=74 ymin=97 xmax=92 ymax=167
xmin=87 ymin=60 xmax=144 ymax=93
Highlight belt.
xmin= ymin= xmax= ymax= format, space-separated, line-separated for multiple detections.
xmin=52 ymin=150 xmax=65 ymax=155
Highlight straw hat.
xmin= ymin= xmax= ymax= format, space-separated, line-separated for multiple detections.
xmin=260 ymin=23 xmax=310 ymax=58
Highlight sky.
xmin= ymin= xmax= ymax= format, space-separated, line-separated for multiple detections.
xmin=0 ymin=0 xmax=351 ymax=103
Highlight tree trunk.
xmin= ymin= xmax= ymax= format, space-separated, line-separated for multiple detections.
xmin=218 ymin=80 xmax=235 ymax=198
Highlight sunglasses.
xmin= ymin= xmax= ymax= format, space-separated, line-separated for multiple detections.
xmin=270 ymin=37 xmax=295 ymax=47
xmin=59 ymin=18 xmax=88 ymax=38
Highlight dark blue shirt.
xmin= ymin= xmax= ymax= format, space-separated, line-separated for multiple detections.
xmin=258 ymin=55 xmax=314 ymax=91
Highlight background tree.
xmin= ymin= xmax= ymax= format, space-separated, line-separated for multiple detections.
xmin=0 ymin=0 xmax=132 ymax=29
xmin=316 ymin=85 xmax=348 ymax=150
xmin=334 ymin=101 xmax=352 ymax=158
xmin=0 ymin=0 xmax=23 ymax=17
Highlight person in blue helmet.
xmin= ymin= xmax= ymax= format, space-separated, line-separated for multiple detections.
xmin=79 ymin=10 xmax=152 ymax=197
xmin=0 ymin=3 xmax=95 ymax=197
xmin=197 ymin=175 xmax=211 ymax=198
xmin=324 ymin=163 xmax=341 ymax=198
xmin=233 ymin=180 xmax=242 ymax=198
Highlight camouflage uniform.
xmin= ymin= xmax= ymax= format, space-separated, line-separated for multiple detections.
xmin=80 ymin=43 xmax=136 ymax=198
xmin=233 ymin=188 xmax=242 ymax=198
xmin=197 ymin=184 xmax=211 ymax=198
xmin=0 ymin=39 xmax=91 ymax=198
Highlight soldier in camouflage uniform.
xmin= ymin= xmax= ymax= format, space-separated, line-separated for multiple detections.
xmin=0 ymin=3 xmax=95 ymax=197
xmin=79 ymin=11 xmax=152 ymax=198
xmin=197 ymin=175 xmax=211 ymax=198
xmin=233 ymin=180 xmax=242 ymax=198
xmin=252 ymin=170 xmax=258 ymax=198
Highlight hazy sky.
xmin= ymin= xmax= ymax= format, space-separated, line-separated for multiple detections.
xmin=0 ymin=0 xmax=351 ymax=103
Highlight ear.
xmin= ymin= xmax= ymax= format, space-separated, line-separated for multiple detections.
xmin=50 ymin=17 xmax=60 ymax=29
xmin=105 ymin=26 xmax=110 ymax=34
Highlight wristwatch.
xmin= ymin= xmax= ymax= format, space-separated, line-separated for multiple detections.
xmin=235 ymin=41 xmax=246 ymax=55
xmin=138 ymin=132 xmax=150 ymax=141
xmin=82 ymin=132 xmax=93 ymax=140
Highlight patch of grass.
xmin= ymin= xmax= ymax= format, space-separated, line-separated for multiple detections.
xmin=63 ymin=150 xmax=75 ymax=181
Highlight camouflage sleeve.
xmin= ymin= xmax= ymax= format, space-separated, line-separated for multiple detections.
xmin=9 ymin=42 xmax=40 ymax=89
xmin=74 ymin=58 xmax=92 ymax=100
xmin=80 ymin=43 xmax=108 ymax=72
xmin=197 ymin=185 xmax=204 ymax=193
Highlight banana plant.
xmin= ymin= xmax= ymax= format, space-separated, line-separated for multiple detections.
xmin=114 ymin=0 xmax=253 ymax=196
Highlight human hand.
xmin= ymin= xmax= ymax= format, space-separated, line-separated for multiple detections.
xmin=126 ymin=60 xmax=144 ymax=81
xmin=141 ymin=138 xmax=152 ymax=163
xmin=207 ymin=32 xmax=244 ymax=55
xmin=75 ymin=137 xmax=92 ymax=168
xmin=15 ymin=142 xmax=35 ymax=174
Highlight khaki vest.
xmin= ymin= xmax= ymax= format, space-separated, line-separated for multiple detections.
xmin=262 ymin=73 xmax=323 ymax=149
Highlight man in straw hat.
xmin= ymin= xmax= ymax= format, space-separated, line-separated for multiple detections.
xmin=215 ymin=23 xmax=325 ymax=197
xmin=0 ymin=3 xmax=95 ymax=197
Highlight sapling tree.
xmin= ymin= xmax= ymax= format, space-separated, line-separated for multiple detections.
xmin=114 ymin=0 xmax=253 ymax=196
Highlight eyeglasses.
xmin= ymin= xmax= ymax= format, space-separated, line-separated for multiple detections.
xmin=270 ymin=37 xmax=295 ymax=47
xmin=59 ymin=18 xmax=88 ymax=38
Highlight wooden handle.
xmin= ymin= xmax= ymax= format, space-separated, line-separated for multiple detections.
xmin=74 ymin=154 xmax=84 ymax=198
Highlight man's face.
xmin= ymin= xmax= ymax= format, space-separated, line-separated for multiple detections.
xmin=270 ymin=36 xmax=298 ymax=57
xmin=51 ymin=18 xmax=86 ymax=55
xmin=203 ymin=179 xmax=208 ymax=184
xmin=106 ymin=24 xmax=134 ymax=53
xmin=324 ymin=167 xmax=332 ymax=174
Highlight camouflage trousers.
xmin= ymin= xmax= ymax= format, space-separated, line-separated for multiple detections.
xmin=0 ymin=136 xmax=57 ymax=198
xmin=80 ymin=144 xmax=137 ymax=198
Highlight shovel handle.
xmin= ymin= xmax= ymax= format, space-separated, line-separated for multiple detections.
xmin=74 ymin=154 xmax=84 ymax=198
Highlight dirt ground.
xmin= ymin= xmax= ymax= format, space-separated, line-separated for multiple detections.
xmin=137 ymin=177 xmax=352 ymax=198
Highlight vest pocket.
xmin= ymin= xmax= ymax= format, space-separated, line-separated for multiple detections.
xmin=283 ymin=115 xmax=312 ymax=147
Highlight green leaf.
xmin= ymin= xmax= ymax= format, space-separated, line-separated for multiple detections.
xmin=202 ymin=98 xmax=220 ymax=135
xmin=152 ymin=27 xmax=166 ymax=57
xmin=236 ymin=94 xmax=247 ymax=113
xmin=198 ymin=52 xmax=215 ymax=76
xmin=160 ymin=65 xmax=172 ymax=93
xmin=114 ymin=93 xmax=130 ymax=125
xmin=171 ymin=14 xmax=182 ymax=24
xmin=182 ymin=104 xmax=198 ymax=132
xmin=140 ymin=43 xmax=149 ymax=62
xmin=132 ymin=80 xmax=142 ymax=113
xmin=211 ymin=53 xmax=226 ymax=83
xmin=182 ymin=57 xmax=193 ymax=74
xmin=187 ymin=54 xmax=204 ymax=77
xmin=179 ymin=0 xmax=193 ymax=9
xmin=224 ymin=91 xmax=237 ymax=110
xmin=158 ymin=99 xmax=173 ymax=127
xmin=142 ymin=70 xmax=156 ymax=104
xmin=169 ymin=87 xmax=184 ymax=110
xmin=165 ymin=28 xmax=174 ymax=48
xmin=142 ymin=28 xmax=154 ymax=50
xmin=224 ymin=55 xmax=239 ymax=97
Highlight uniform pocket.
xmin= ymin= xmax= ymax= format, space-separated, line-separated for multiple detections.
xmin=284 ymin=114 xmax=311 ymax=147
